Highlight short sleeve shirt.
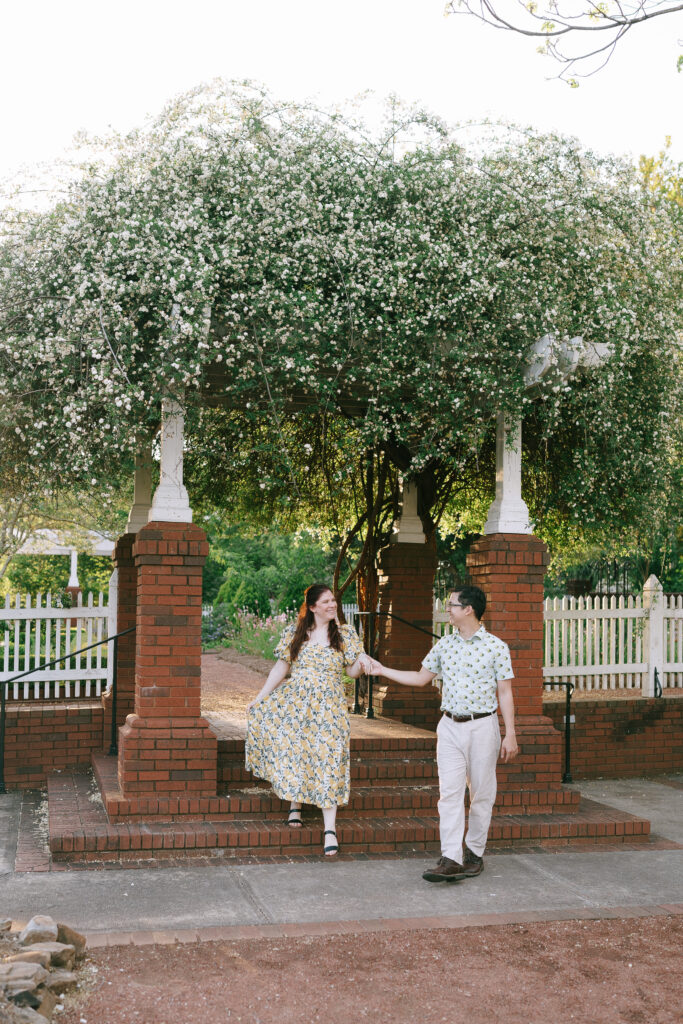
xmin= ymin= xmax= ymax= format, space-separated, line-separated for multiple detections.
xmin=422 ymin=625 xmax=513 ymax=716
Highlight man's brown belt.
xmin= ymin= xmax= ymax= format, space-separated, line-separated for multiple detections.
xmin=442 ymin=710 xmax=495 ymax=723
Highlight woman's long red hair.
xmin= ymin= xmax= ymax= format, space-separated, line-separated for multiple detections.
xmin=288 ymin=584 xmax=342 ymax=663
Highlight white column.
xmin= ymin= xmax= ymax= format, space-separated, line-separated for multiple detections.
xmin=483 ymin=413 xmax=532 ymax=535
xmin=67 ymin=548 xmax=79 ymax=588
xmin=393 ymin=480 xmax=426 ymax=544
xmin=126 ymin=451 xmax=153 ymax=533
xmin=149 ymin=397 xmax=193 ymax=524
xmin=642 ymin=574 xmax=664 ymax=698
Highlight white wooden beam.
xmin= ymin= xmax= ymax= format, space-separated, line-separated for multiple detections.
xmin=126 ymin=450 xmax=153 ymax=533
xmin=149 ymin=397 xmax=193 ymax=524
xmin=393 ymin=480 xmax=426 ymax=544
xmin=67 ymin=548 xmax=79 ymax=588
xmin=483 ymin=413 xmax=532 ymax=535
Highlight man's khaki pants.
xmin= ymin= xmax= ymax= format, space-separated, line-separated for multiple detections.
xmin=436 ymin=712 xmax=501 ymax=864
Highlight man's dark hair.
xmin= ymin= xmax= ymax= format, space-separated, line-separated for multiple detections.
xmin=454 ymin=585 xmax=486 ymax=621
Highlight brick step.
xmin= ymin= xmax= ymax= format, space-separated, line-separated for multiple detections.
xmin=93 ymin=753 xmax=579 ymax=823
xmin=216 ymin=735 xmax=437 ymax=760
xmin=49 ymin=800 xmax=651 ymax=865
xmin=219 ymin=761 xmax=577 ymax=801
xmin=217 ymin=785 xmax=580 ymax=819
xmin=219 ymin=757 xmax=440 ymax=787
xmin=49 ymin=770 xmax=651 ymax=864
xmin=219 ymin=785 xmax=439 ymax=819
xmin=495 ymin=786 xmax=580 ymax=814
xmin=94 ymin=755 xmax=436 ymax=822
xmin=102 ymin=783 xmax=581 ymax=824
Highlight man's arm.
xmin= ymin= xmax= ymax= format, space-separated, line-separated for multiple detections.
xmin=365 ymin=658 xmax=436 ymax=688
xmin=497 ymin=678 xmax=518 ymax=762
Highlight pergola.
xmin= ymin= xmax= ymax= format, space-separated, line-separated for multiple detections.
xmin=99 ymin=333 xmax=607 ymax=820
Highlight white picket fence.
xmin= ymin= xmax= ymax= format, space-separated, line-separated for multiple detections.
xmin=3 ymin=576 xmax=681 ymax=701
xmin=0 ymin=586 xmax=116 ymax=700
xmin=434 ymin=576 xmax=683 ymax=696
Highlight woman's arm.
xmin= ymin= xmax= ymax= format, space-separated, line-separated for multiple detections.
xmin=342 ymin=626 xmax=369 ymax=679
xmin=345 ymin=655 xmax=367 ymax=679
xmin=246 ymin=659 xmax=290 ymax=712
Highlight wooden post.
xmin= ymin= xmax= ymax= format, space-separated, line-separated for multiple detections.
xmin=642 ymin=575 xmax=664 ymax=698
xmin=126 ymin=451 xmax=153 ymax=533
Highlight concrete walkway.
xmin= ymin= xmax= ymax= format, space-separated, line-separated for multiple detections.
xmin=1 ymin=777 xmax=682 ymax=943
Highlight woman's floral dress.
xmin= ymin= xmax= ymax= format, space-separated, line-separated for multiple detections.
xmin=245 ymin=624 xmax=363 ymax=808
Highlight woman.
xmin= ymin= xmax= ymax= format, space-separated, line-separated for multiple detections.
xmin=245 ymin=583 xmax=368 ymax=857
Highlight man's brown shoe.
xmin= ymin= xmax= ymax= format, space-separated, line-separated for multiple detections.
xmin=422 ymin=856 xmax=463 ymax=883
xmin=455 ymin=846 xmax=484 ymax=879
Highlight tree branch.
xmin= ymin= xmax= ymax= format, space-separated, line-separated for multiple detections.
xmin=447 ymin=1 xmax=683 ymax=81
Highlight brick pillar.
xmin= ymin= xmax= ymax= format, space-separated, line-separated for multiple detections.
xmin=373 ymin=542 xmax=442 ymax=728
xmin=467 ymin=533 xmax=569 ymax=803
xmin=467 ymin=534 xmax=549 ymax=716
xmin=116 ymin=521 xmax=217 ymax=805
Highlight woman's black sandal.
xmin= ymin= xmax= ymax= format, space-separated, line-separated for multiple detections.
xmin=324 ymin=830 xmax=339 ymax=857
xmin=288 ymin=808 xmax=303 ymax=828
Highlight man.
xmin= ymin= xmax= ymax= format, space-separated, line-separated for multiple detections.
xmin=366 ymin=585 xmax=518 ymax=882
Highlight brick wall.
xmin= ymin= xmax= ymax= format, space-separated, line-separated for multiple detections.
xmin=3 ymin=701 xmax=104 ymax=788
xmin=543 ymin=695 xmax=683 ymax=778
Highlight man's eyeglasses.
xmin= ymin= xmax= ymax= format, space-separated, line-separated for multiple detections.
xmin=446 ymin=602 xmax=465 ymax=610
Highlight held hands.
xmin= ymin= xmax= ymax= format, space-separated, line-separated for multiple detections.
xmin=359 ymin=654 xmax=384 ymax=676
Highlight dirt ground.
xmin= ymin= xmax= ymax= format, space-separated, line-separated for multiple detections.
xmin=56 ymin=917 xmax=680 ymax=1024
xmin=200 ymin=650 xmax=268 ymax=719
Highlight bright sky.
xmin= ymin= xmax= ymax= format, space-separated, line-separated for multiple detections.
xmin=1 ymin=0 xmax=681 ymax=184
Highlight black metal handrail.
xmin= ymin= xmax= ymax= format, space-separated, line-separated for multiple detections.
xmin=654 ymin=667 xmax=662 ymax=699
xmin=543 ymin=680 xmax=574 ymax=782
xmin=351 ymin=610 xmax=439 ymax=719
xmin=375 ymin=610 xmax=439 ymax=640
xmin=0 ymin=625 xmax=135 ymax=793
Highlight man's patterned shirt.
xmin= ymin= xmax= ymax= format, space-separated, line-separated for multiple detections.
xmin=422 ymin=625 xmax=513 ymax=716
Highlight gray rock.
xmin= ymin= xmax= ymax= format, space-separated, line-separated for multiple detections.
xmin=0 ymin=919 xmax=12 ymax=933
xmin=4 ymin=952 xmax=52 ymax=968
xmin=56 ymin=922 xmax=86 ymax=955
xmin=18 ymin=917 xmax=58 ymax=946
xmin=0 ymin=961 xmax=50 ymax=995
xmin=20 ymin=942 xmax=75 ymax=969
xmin=45 ymin=968 xmax=78 ymax=994
xmin=12 ymin=1007 xmax=47 ymax=1024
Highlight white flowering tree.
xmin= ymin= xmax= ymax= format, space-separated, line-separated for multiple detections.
xmin=0 ymin=82 xmax=680 ymax=605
